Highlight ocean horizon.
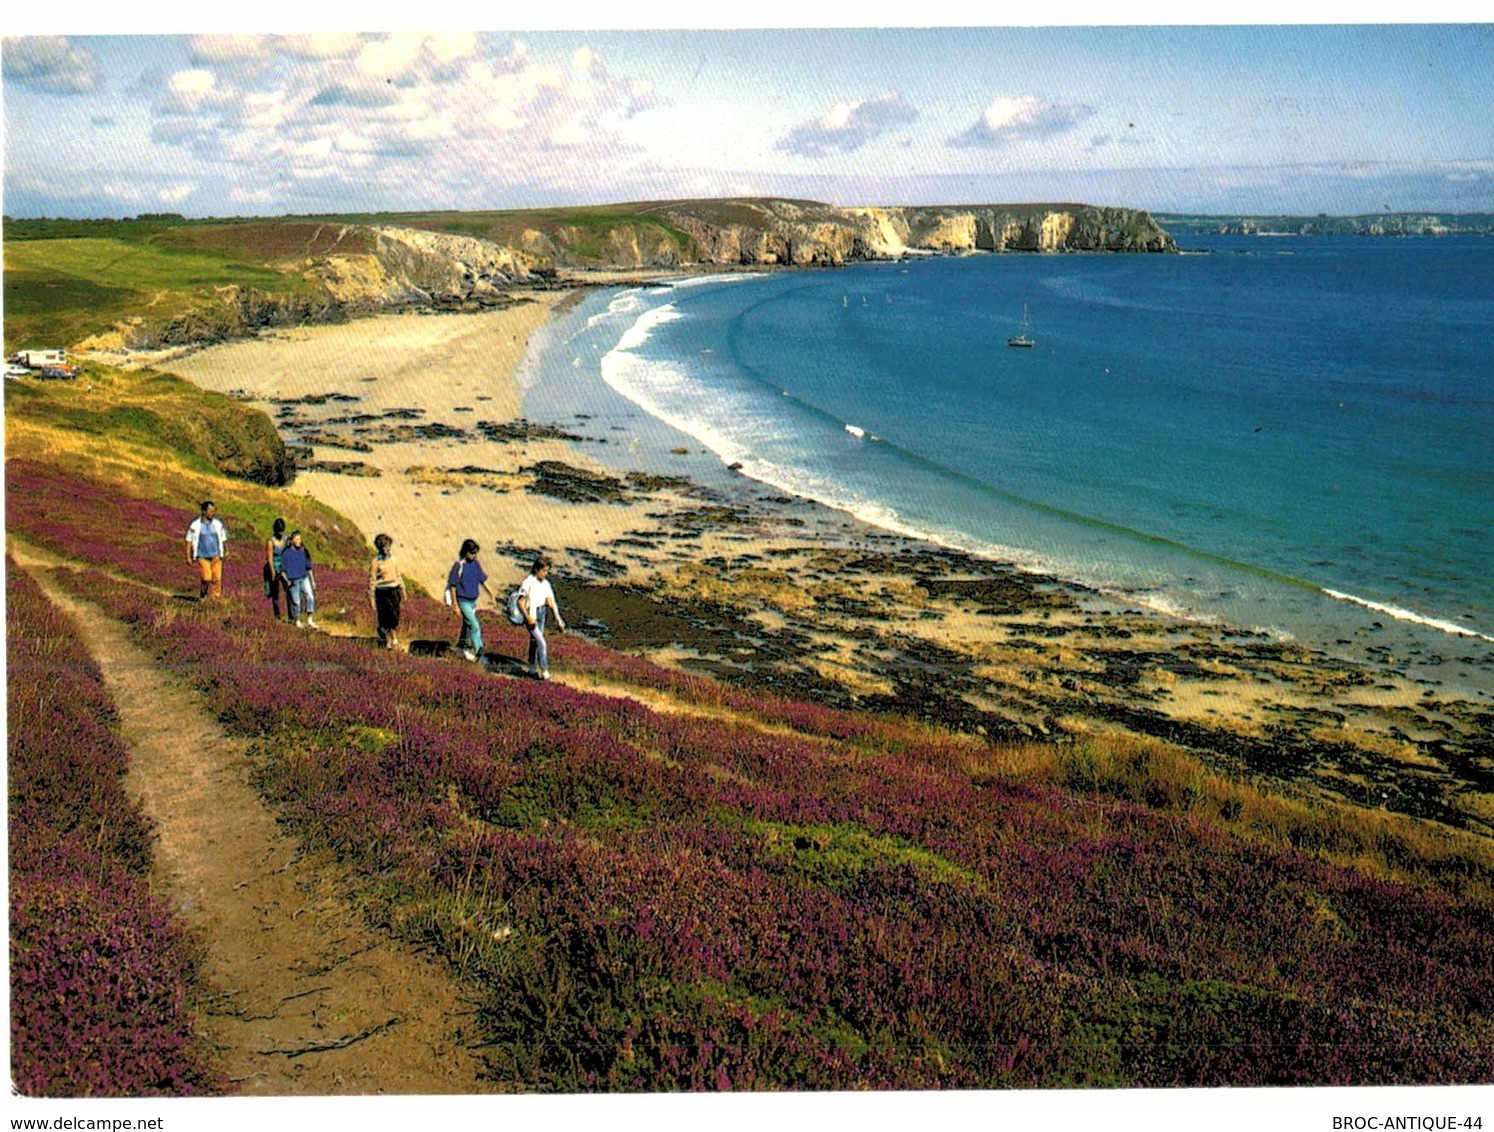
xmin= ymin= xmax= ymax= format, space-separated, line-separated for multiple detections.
xmin=519 ymin=234 xmax=1494 ymax=700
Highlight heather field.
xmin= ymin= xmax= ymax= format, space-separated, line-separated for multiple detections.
xmin=9 ymin=458 xmax=1494 ymax=1092
xmin=6 ymin=559 xmax=222 ymax=1096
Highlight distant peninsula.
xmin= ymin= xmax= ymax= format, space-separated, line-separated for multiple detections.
xmin=1157 ymin=211 xmax=1494 ymax=237
xmin=4 ymin=198 xmax=1174 ymax=352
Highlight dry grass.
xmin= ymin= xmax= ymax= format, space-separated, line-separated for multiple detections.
xmin=5 ymin=364 xmax=368 ymax=567
xmin=968 ymin=730 xmax=1494 ymax=903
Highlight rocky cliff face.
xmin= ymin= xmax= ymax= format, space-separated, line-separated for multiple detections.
xmin=110 ymin=226 xmax=549 ymax=350
xmin=655 ymin=199 xmax=863 ymax=266
xmin=312 ymin=226 xmax=542 ymax=308
xmin=498 ymin=198 xmax=1176 ymax=269
xmin=634 ymin=198 xmax=1174 ymax=264
xmin=846 ymin=203 xmax=1174 ymax=255
xmin=121 ymin=285 xmax=342 ymax=350
xmin=95 ymin=199 xmax=1173 ymax=350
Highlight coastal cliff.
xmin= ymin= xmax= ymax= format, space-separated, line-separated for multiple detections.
xmin=1157 ymin=211 xmax=1494 ymax=237
xmin=534 ymin=198 xmax=1176 ymax=266
xmin=846 ymin=203 xmax=1175 ymax=255
xmin=314 ymin=226 xmax=544 ymax=307
xmin=7 ymin=199 xmax=1173 ymax=352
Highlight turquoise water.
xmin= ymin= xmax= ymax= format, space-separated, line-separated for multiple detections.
xmin=520 ymin=236 xmax=1494 ymax=694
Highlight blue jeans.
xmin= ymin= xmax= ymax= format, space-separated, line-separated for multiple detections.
xmin=527 ymin=605 xmax=548 ymax=671
xmin=287 ymin=576 xmax=314 ymax=618
xmin=457 ymin=598 xmax=483 ymax=655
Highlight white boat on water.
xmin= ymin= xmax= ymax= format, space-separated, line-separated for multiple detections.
xmin=1007 ymin=304 xmax=1035 ymax=348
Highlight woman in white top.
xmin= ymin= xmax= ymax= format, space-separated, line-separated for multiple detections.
xmin=518 ymin=553 xmax=566 ymax=680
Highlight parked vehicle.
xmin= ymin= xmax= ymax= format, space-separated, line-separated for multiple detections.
xmin=15 ymin=348 xmax=67 ymax=368
xmin=39 ymin=364 xmax=79 ymax=380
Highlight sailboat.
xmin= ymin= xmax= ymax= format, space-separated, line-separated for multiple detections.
xmin=1007 ymin=304 xmax=1035 ymax=348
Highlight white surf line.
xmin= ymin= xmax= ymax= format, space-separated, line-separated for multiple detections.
xmin=1321 ymin=588 xmax=1494 ymax=642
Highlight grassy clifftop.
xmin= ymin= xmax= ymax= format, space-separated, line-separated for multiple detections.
xmin=3 ymin=220 xmax=339 ymax=351
xmin=6 ymin=364 xmax=296 ymax=487
xmin=5 ymin=198 xmax=1174 ymax=351
xmin=4 ymin=364 xmax=365 ymax=566
xmin=10 ymin=435 xmax=1494 ymax=1088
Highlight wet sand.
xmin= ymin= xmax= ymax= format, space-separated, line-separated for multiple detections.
xmin=162 ymin=292 xmax=1494 ymax=837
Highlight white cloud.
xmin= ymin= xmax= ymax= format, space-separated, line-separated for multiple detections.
xmin=281 ymin=34 xmax=364 ymax=61
xmin=776 ymin=92 xmax=918 ymax=158
xmin=950 ymin=95 xmax=1094 ymax=149
xmin=99 ymin=180 xmax=144 ymax=202
xmin=163 ymin=69 xmax=222 ymax=110
xmin=158 ymin=184 xmax=195 ymax=204
xmin=143 ymin=33 xmax=656 ymax=205
xmin=572 ymin=47 xmax=602 ymax=77
xmin=354 ymin=32 xmax=477 ymax=80
xmin=2 ymin=36 xmax=100 ymax=94
xmin=187 ymin=35 xmax=272 ymax=64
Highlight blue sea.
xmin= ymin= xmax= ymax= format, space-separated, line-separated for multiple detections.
xmin=519 ymin=235 xmax=1494 ymax=697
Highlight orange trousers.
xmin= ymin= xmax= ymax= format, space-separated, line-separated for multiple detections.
xmin=196 ymin=556 xmax=223 ymax=600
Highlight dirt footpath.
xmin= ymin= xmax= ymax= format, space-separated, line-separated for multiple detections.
xmin=16 ymin=551 xmax=496 ymax=1095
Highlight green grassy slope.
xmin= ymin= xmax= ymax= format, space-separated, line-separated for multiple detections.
xmin=4 ymin=362 xmax=357 ymax=554
xmin=3 ymin=225 xmax=326 ymax=350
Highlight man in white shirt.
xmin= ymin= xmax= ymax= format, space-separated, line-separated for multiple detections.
xmin=185 ymin=500 xmax=228 ymax=600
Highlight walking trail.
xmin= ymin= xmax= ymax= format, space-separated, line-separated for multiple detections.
xmin=12 ymin=545 xmax=497 ymax=1095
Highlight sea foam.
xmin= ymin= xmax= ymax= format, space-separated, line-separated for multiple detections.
xmin=1321 ymin=589 xmax=1494 ymax=642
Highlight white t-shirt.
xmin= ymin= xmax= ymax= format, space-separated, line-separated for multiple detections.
xmin=186 ymin=516 xmax=227 ymax=559
xmin=519 ymin=574 xmax=555 ymax=618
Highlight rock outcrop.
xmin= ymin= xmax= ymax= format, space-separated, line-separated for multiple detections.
xmin=1157 ymin=211 xmax=1494 ymax=238
xmin=87 ymin=198 xmax=1174 ymax=351
xmin=312 ymin=226 xmax=542 ymax=309
xmin=631 ymin=198 xmax=1175 ymax=265
xmin=497 ymin=198 xmax=1175 ymax=270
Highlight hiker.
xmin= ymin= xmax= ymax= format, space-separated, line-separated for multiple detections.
xmin=185 ymin=500 xmax=228 ymax=600
xmin=518 ymin=553 xmax=567 ymax=680
xmin=368 ymin=533 xmax=407 ymax=650
xmin=444 ymin=538 xmax=496 ymax=662
xmin=264 ymin=517 xmax=291 ymax=621
xmin=280 ymin=531 xmax=318 ymax=629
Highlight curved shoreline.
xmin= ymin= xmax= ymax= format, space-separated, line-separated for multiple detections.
xmin=544 ymin=274 xmax=1494 ymax=697
xmin=163 ymin=289 xmax=1494 ymax=836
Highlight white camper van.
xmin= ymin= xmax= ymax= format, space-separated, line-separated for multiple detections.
xmin=15 ymin=349 xmax=67 ymax=368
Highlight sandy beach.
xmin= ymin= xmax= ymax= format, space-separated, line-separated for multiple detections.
xmin=165 ymin=293 xmax=667 ymax=599
xmin=163 ymin=291 xmax=1494 ymax=838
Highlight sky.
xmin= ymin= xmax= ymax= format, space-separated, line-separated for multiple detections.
xmin=3 ymin=10 xmax=1492 ymax=218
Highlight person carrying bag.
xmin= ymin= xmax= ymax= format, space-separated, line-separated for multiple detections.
xmin=517 ymin=553 xmax=567 ymax=680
